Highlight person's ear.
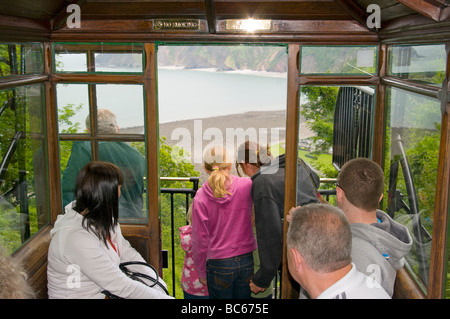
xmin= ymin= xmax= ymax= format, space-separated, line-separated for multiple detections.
xmin=291 ymin=247 xmax=303 ymax=272
xmin=336 ymin=185 xmax=344 ymax=203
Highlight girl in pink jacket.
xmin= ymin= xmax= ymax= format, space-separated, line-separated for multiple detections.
xmin=191 ymin=145 xmax=256 ymax=299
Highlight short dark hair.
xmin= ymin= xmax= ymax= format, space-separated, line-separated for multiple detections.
xmin=337 ymin=158 xmax=384 ymax=211
xmin=73 ymin=161 xmax=124 ymax=245
xmin=235 ymin=140 xmax=272 ymax=176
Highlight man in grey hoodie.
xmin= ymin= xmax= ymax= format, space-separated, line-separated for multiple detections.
xmin=336 ymin=158 xmax=413 ymax=297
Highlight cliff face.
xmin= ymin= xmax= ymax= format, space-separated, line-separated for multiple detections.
xmin=93 ymin=45 xmax=289 ymax=73
xmin=157 ymin=45 xmax=288 ymax=73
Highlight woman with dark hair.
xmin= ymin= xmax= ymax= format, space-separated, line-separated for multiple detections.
xmin=47 ymin=161 xmax=172 ymax=299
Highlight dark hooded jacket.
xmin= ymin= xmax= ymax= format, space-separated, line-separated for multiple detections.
xmin=251 ymin=154 xmax=319 ymax=288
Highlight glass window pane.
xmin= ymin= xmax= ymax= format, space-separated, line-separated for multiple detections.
xmin=96 ymin=84 xmax=145 ymax=133
xmin=0 ymin=43 xmax=43 ymax=77
xmin=300 ymin=46 xmax=378 ymax=75
xmin=383 ymin=87 xmax=440 ymax=290
xmin=56 ymin=84 xmax=144 ymax=134
xmin=53 ymin=43 xmax=144 ymax=73
xmin=57 ymin=83 xmax=147 ymax=223
xmin=56 ymin=83 xmax=89 ymax=134
xmin=55 ymin=53 xmax=87 ymax=72
xmin=299 ymin=85 xmax=375 ymax=195
xmin=60 ymin=140 xmax=147 ymax=223
xmin=95 ymin=53 xmax=143 ymax=72
xmin=388 ymin=44 xmax=446 ymax=86
xmin=0 ymin=84 xmax=48 ymax=254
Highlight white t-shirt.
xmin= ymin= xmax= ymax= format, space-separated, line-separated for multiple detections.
xmin=317 ymin=263 xmax=391 ymax=299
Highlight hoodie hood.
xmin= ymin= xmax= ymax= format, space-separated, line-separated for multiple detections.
xmin=350 ymin=210 xmax=413 ymax=269
xmin=201 ymin=175 xmax=239 ymax=204
xmin=254 ymin=154 xmax=286 ymax=177
xmin=50 ymin=202 xmax=84 ymax=238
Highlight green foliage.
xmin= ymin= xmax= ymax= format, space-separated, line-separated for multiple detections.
xmin=158 ymin=137 xmax=200 ymax=298
xmin=300 ymin=86 xmax=339 ymax=153
xmin=0 ymin=85 xmax=44 ymax=253
xmin=132 ymin=136 xmax=200 ymax=298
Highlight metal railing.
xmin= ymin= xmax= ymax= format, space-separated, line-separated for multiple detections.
xmin=333 ymin=86 xmax=374 ymax=170
xmin=160 ymin=176 xmax=199 ymax=298
xmin=160 ymin=176 xmax=336 ymax=299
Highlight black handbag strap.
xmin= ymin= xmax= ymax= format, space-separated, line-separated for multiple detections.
xmin=102 ymin=261 xmax=169 ymax=298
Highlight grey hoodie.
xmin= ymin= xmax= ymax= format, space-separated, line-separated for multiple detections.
xmin=350 ymin=210 xmax=413 ymax=296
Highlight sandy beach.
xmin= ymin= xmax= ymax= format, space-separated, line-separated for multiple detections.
xmin=158 ymin=110 xmax=314 ymax=181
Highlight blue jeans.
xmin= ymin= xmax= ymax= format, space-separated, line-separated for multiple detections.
xmin=183 ymin=291 xmax=209 ymax=299
xmin=206 ymin=252 xmax=254 ymax=299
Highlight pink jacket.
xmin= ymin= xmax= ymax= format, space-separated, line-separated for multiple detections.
xmin=179 ymin=225 xmax=209 ymax=296
xmin=191 ymin=175 xmax=256 ymax=278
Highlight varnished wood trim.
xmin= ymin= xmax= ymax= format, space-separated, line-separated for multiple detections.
xmin=144 ymin=43 xmax=162 ymax=270
xmin=0 ymin=14 xmax=50 ymax=42
xmin=51 ymin=73 xmax=145 ymax=84
xmin=298 ymin=75 xmax=379 ymax=86
xmin=393 ymin=267 xmax=426 ymax=299
xmin=372 ymin=44 xmax=387 ymax=166
xmin=44 ymin=42 xmax=63 ymax=222
xmin=381 ymin=77 xmax=441 ymax=99
xmin=281 ymin=43 xmax=300 ymax=299
xmin=426 ymin=42 xmax=450 ymax=299
xmin=396 ymin=0 xmax=442 ymax=21
xmin=0 ymin=75 xmax=48 ymax=90
xmin=12 ymin=225 xmax=53 ymax=299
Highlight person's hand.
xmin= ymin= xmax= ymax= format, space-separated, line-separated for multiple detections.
xmin=286 ymin=206 xmax=301 ymax=223
xmin=249 ymin=280 xmax=266 ymax=294
xmin=199 ymin=278 xmax=207 ymax=286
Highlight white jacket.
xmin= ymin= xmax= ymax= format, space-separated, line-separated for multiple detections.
xmin=47 ymin=203 xmax=173 ymax=299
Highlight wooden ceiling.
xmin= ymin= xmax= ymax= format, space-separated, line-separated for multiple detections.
xmin=0 ymin=0 xmax=449 ymax=42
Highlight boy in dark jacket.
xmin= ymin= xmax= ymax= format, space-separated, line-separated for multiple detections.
xmin=236 ymin=141 xmax=319 ymax=294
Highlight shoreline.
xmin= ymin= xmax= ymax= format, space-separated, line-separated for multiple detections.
xmin=158 ymin=65 xmax=287 ymax=78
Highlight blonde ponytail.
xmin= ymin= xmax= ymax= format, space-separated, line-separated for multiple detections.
xmin=203 ymin=146 xmax=232 ymax=198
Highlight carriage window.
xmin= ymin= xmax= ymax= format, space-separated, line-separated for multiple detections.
xmin=57 ymin=82 xmax=147 ymax=223
xmin=300 ymin=45 xmax=378 ymax=75
xmin=157 ymin=44 xmax=288 ymax=296
xmin=299 ymin=85 xmax=375 ymax=202
xmin=0 ymin=84 xmax=48 ymax=254
xmin=383 ymin=86 xmax=441 ymax=290
xmin=0 ymin=43 xmax=43 ymax=77
xmin=53 ymin=43 xmax=144 ymax=73
xmin=388 ymin=44 xmax=446 ymax=86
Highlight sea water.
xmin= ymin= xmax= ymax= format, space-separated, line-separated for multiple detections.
xmin=56 ymin=68 xmax=287 ymax=133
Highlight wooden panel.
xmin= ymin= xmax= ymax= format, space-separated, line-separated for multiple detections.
xmin=215 ymin=1 xmax=351 ymax=20
xmin=396 ymin=0 xmax=441 ymax=21
xmin=80 ymin=2 xmax=206 ymax=19
xmin=144 ymin=43 xmax=162 ymax=271
xmin=125 ymin=235 xmax=150 ymax=262
xmin=0 ymin=0 xmax=66 ymax=20
xmin=372 ymin=44 xmax=387 ymax=167
xmin=0 ymin=15 xmax=50 ymax=41
xmin=44 ymin=42 xmax=63 ymax=223
xmin=281 ymin=43 xmax=300 ymax=299
xmin=13 ymin=226 xmax=52 ymax=299
xmin=393 ymin=268 xmax=426 ymax=299
xmin=427 ymin=42 xmax=450 ymax=299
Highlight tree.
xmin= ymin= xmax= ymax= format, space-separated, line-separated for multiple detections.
xmin=300 ymin=86 xmax=338 ymax=154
